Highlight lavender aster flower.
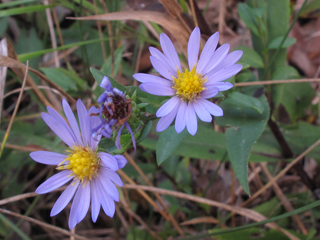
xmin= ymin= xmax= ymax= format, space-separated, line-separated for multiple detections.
xmin=92 ymin=76 xmax=136 ymax=150
xmin=133 ymin=27 xmax=243 ymax=135
xmin=30 ymin=99 xmax=127 ymax=229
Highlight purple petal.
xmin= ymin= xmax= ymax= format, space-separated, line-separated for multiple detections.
xmin=30 ymin=151 xmax=66 ymax=165
xmin=115 ymin=124 xmax=124 ymax=150
xmin=197 ymin=32 xmax=219 ymax=73
xmin=197 ymin=98 xmax=223 ymax=116
xmin=160 ymin=33 xmax=181 ymax=71
xmin=113 ymin=155 xmax=127 ymax=169
xmin=175 ymin=100 xmax=187 ymax=133
xmin=210 ymin=50 xmax=243 ymax=74
xmin=186 ymin=103 xmax=198 ymax=135
xmin=139 ymin=82 xmax=175 ymax=96
xmin=156 ymin=101 xmax=180 ymax=132
xmin=206 ymin=64 xmax=243 ymax=84
xmin=96 ymin=178 xmax=115 ymax=217
xmin=88 ymin=106 xmax=101 ymax=150
xmin=41 ymin=113 xmax=75 ymax=147
xmin=35 ymin=170 xmax=73 ymax=194
xmin=99 ymin=152 xmax=119 ymax=171
xmin=100 ymin=76 xmax=112 ymax=91
xmin=156 ymin=96 xmax=180 ymax=117
xmin=98 ymin=170 xmax=119 ymax=201
xmin=76 ymin=99 xmax=90 ymax=146
xmin=133 ymin=73 xmax=172 ymax=84
xmin=212 ymin=82 xmax=233 ymax=91
xmin=100 ymin=168 xmax=123 ymax=187
xmin=201 ymin=43 xmax=230 ymax=75
xmin=76 ymin=183 xmax=90 ymax=225
xmin=193 ymin=100 xmax=212 ymax=122
xmin=97 ymin=93 xmax=107 ymax=104
xmin=90 ymin=179 xmax=101 ymax=222
xmin=68 ymin=183 xmax=83 ymax=229
xmin=62 ymin=99 xmax=83 ymax=146
xmin=125 ymin=122 xmax=136 ymax=150
xmin=50 ymin=180 xmax=79 ymax=217
xmin=150 ymin=56 xmax=175 ymax=80
xmin=149 ymin=47 xmax=177 ymax=76
xmin=201 ymin=86 xmax=219 ymax=99
xmin=188 ymin=27 xmax=201 ymax=70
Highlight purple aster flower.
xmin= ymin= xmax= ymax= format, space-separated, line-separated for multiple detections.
xmin=30 ymin=99 xmax=127 ymax=229
xmin=133 ymin=27 xmax=243 ymax=135
xmin=92 ymin=76 xmax=136 ymax=150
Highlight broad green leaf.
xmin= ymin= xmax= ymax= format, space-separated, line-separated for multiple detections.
xmin=0 ymin=4 xmax=54 ymax=17
xmin=268 ymin=36 xmax=296 ymax=49
xmin=90 ymin=67 xmax=126 ymax=92
xmin=225 ymin=92 xmax=264 ymax=113
xmin=238 ymin=3 xmax=259 ymax=36
xmin=156 ymin=126 xmax=188 ymax=165
xmin=299 ymin=0 xmax=320 ymax=18
xmin=234 ymin=46 xmax=264 ymax=68
xmin=216 ymin=95 xmax=270 ymax=194
xmin=123 ymin=163 xmax=158 ymax=178
xmin=272 ymin=66 xmax=315 ymax=122
xmin=41 ymin=68 xmax=77 ymax=91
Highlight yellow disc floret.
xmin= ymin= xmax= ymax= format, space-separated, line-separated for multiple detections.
xmin=172 ymin=65 xmax=206 ymax=101
xmin=58 ymin=145 xmax=100 ymax=183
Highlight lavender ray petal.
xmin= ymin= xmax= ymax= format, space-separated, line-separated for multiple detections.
xmin=76 ymin=99 xmax=90 ymax=146
xmin=197 ymin=98 xmax=223 ymax=116
xmin=150 ymin=56 xmax=175 ymax=80
xmin=133 ymin=73 xmax=172 ymax=84
xmin=188 ymin=27 xmax=201 ymax=70
xmin=99 ymin=152 xmax=119 ymax=171
xmin=201 ymin=86 xmax=219 ymax=99
xmin=96 ymin=178 xmax=115 ymax=217
xmin=125 ymin=122 xmax=136 ymax=150
xmin=76 ymin=183 xmax=90 ymax=224
xmin=30 ymin=151 xmax=66 ymax=165
xmin=205 ymin=64 xmax=243 ymax=84
xmin=62 ymin=99 xmax=83 ymax=145
xmin=149 ymin=47 xmax=177 ymax=76
xmin=90 ymin=179 xmax=101 ymax=222
xmin=88 ymin=106 xmax=101 ymax=150
xmin=41 ymin=113 xmax=75 ymax=147
xmin=175 ymin=100 xmax=187 ymax=133
xmin=97 ymin=93 xmax=108 ymax=104
xmin=156 ymin=96 xmax=180 ymax=117
xmin=212 ymin=82 xmax=233 ymax=91
xmin=156 ymin=101 xmax=180 ymax=132
xmin=35 ymin=170 xmax=73 ymax=194
xmin=186 ymin=102 xmax=198 ymax=136
xmin=50 ymin=180 xmax=79 ymax=217
xmin=115 ymin=124 xmax=125 ymax=150
xmin=113 ymin=155 xmax=127 ymax=169
xmin=208 ymin=50 xmax=243 ymax=75
xmin=100 ymin=168 xmax=123 ymax=187
xmin=160 ymin=33 xmax=181 ymax=71
xmin=68 ymin=183 xmax=83 ymax=229
xmin=139 ymin=83 xmax=175 ymax=96
xmin=197 ymin=32 xmax=219 ymax=73
xmin=100 ymin=76 xmax=112 ymax=91
xmin=97 ymin=170 xmax=119 ymax=202
xmin=193 ymin=100 xmax=212 ymax=122
xmin=201 ymin=43 xmax=230 ymax=75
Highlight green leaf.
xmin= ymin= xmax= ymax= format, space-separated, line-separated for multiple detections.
xmin=0 ymin=4 xmax=54 ymax=17
xmin=156 ymin=126 xmax=188 ymax=165
xmin=216 ymin=95 xmax=270 ymax=195
xmin=0 ymin=0 xmax=38 ymax=9
xmin=268 ymin=36 xmax=296 ymax=49
xmin=299 ymin=0 xmax=320 ymax=18
xmin=0 ymin=213 xmax=31 ymax=240
xmin=225 ymin=92 xmax=264 ymax=113
xmin=101 ymin=46 xmax=124 ymax=77
xmin=272 ymin=66 xmax=316 ymax=122
xmin=238 ymin=3 xmax=259 ymax=36
xmin=234 ymin=46 xmax=264 ymax=68
xmin=90 ymin=67 xmax=126 ymax=92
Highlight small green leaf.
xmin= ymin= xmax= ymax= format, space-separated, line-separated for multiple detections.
xmin=225 ymin=92 xmax=264 ymax=113
xmin=234 ymin=46 xmax=264 ymax=68
xmin=156 ymin=126 xmax=188 ymax=165
xmin=268 ymin=36 xmax=296 ymax=49
xmin=238 ymin=3 xmax=259 ymax=36
xmin=90 ymin=67 xmax=126 ymax=92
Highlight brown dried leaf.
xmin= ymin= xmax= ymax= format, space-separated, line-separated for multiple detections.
xmin=180 ymin=216 xmax=219 ymax=226
xmin=68 ymin=11 xmax=190 ymax=55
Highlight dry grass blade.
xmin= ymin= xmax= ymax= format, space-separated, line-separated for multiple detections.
xmin=180 ymin=216 xmax=220 ymax=226
xmin=0 ymin=55 xmax=76 ymax=104
xmin=0 ymin=208 xmax=89 ymax=240
xmin=4 ymin=86 xmax=63 ymax=99
xmin=0 ymin=142 xmax=45 ymax=152
xmin=0 ymin=38 xmax=8 ymax=124
xmin=122 ymin=184 xmax=299 ymax=240
xmin=0 ymin=192 xmax=38 ymax=206
xmin=243 ymin=138 xmax=320 ymax=207
xmin=235 ymin=78 xmax=320 ymax=86
xmin=0 ymin=61 xmax=29 ymax=157
xmin=68 ymin=11 xmax=190 ymax=55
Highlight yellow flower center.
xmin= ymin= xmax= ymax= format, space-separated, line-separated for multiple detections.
xmin=172 ymin=65 xmax=206 ymax=101
xmin=58 ymin=145 xmax=100 ymax=183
